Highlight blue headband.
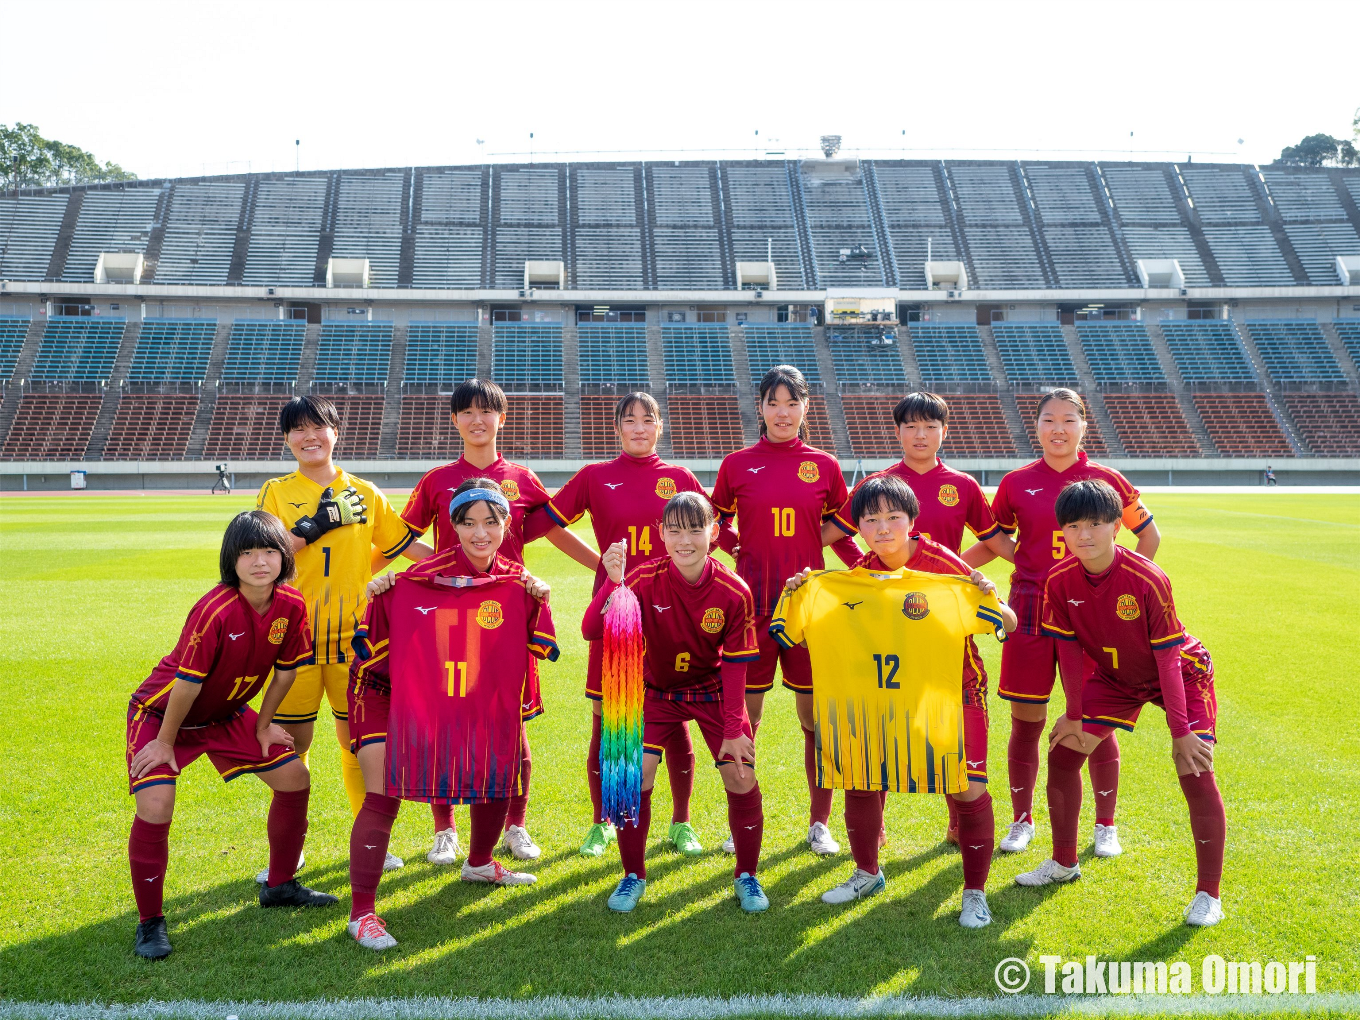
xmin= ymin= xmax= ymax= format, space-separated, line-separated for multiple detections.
xmin=448 ymin=486 xmax=511 ymax=521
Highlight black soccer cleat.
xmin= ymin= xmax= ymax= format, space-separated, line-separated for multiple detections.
xmin=259 ymin=878 xmax=339 ymax=909
xmin=134 ymin=916 xmax=172 ymax=960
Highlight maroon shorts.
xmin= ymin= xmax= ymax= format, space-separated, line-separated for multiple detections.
xmin=998 ymin=590 xmax=1093 ymax=705
xmin=642 ymin=696 xmax=755 ymax=766
xmin=126 ymin=701 xmax=298 ymax=794
xmin=584 ymin=638 xmax=603 ymax=701
xmin=748 ymin=613 xmax=813 ymax=693
xmin=961 ymin=703 xmax=989 ymax=784
xmin=347 ymin=684 xmax=390 ymax=752
xmin=1081 ymin=664 xmax=1218 ymax=743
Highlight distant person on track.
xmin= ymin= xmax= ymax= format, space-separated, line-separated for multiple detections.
xmin=1265 ymin=465 xmax=1278 ymax=486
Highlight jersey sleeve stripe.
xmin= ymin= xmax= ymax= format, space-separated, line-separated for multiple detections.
xmin=175 ymin=663 xmax=209 ymax=678
xmin=721 ymin=648 xmax=761 ymax=662
xmin=274 ymin=651 xmax=312 ymax=668
xmin=544 ymin=500 xmax=579 ymax=528
xmin=973 ymin=521 xmax=1003 ymax=541
xmin=768 ymin=621 xmax=796 ymax=649
xmin=381 ymin=527 xmax=420 ymax=560
xmin=529 ymin=636 xmax=561 ymax=662
xmin=1040 ymin=622 xmax=1078 ymax=640
xmin=828 ymin=510 xmax=855 ymax=534
xmin=1150 ymin=633 xmax=1186 ymax=650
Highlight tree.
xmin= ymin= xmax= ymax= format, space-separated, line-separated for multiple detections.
xmin=1274 ymin=132 xmax=1358 ymax=167
xmin=0 ymin=122 xmax=136 ymax=189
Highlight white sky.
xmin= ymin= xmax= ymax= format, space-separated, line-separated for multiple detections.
xmin=1 ymin=0 xmax=1357 ymax=179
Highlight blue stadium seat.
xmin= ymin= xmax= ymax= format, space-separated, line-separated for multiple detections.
xmin=493 ymin=322 xmax=563 ymax=387
xmin=313 ymin=322 xmax=394 ymax=384
xmin=742 ymin=324 xmax=821 ymax=386
xmin=1159 ymin=320 xmax=1256 ymax=384
xmin=30 ymin=316 xmax=126 ymax=383
xmin=909 ymin=323 xmax=993 ymax=385
xmin=1335 ymin=320 xmax=1360 ymax=371
xmin=127 ymin=319 xmax=218 ymax=383
xmin=0 ymin=317 xmax=31 ymax=382
xmin=578 ymin=323 xmax=649 ymax=387
xmin=1244 ymin=320 xmax=1342 ymax=383
xmin=1076 ymin=321 xmax=1165 ymax=384
xmin=828 ymin=327 xmax=906 ymax=386
xmin=221 ymin=320 xmax=306 ymax=384
xmin=403 ymin=321 xmax=478 ymax=384
xmin=662 ymin=324 xmax=734 ymax=384
xmin=992 ymin=322 xmax=1077 ymax=384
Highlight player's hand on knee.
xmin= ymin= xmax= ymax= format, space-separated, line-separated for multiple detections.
xmin=1048 ymin=715 xmax=1085 ymax=752
xmin=257 ymin=721 xmax=296 ymax=758
xmin=968 ymin=569 xmax=997 ymax=597
xmin=131 ymin=739 xmax=179 ymax=778
xmin=602 ymin=540 xmax=627 ymax=584
xmin=784 ymin=567 xmax=813 ymax=592
xmin=523 ymin=573 xmax=551 ymax=602
xmin=1172 ymin=733 xmax=1213 ymax=776
xmin=366 ymin=571 xmax=397 ymax=600
xmin=720 ymin=735 xmax=756 ymax=780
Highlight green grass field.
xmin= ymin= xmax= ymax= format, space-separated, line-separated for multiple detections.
xmin=0 ymin=491 xmax=1356 ymax=1017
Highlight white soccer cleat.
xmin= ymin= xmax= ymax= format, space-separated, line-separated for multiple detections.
xmin=821 ymin=867 xmax=885 ymax=904
xmin=807 ymin=821 xmax=841 ymax=855
xmin=348 ymin=912 xmax=397 ymax=951
xmin=254 ymin=850 xmax=304 ymax=885
xmin=427 ymin=828 xmax=462 ymax=865
xmin=1184 ymin=891 xmax=1224 ymax=927
xmin=461 ymin=859 xmax=537 ymax=886
xmin=1093 ymin=823 xmax=1122 ymax=858
xmin=500 ymin=824 xmax=541 ymax=861
xmin=1015 ymin=858 xmax=1082 ymax=887
xmin=998 ymin=820 xmax=1035 ymax=853
xmin=383 ymin=850 xmax=404 ymax=872
xmin=959 ymin=888 xmax=992 ymax=928
xmin=721 ymin=833 xmax=736 ymax=854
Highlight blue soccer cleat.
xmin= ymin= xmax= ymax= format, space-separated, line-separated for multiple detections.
xmin=608 ymin=873 xmax=647 ymax=912
xmin=734 ymin=872 xmax=769 ymax=912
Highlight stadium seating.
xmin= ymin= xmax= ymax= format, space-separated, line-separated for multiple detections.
xmin=499 ymin=395 xmax=564 ymax=459
xmin=651 ymin=165 xmax=724 ymax=289
xmin=991 ymin=322 xmax=1078 ymax=384
xmin=1014 ymin=392 xmax=1108 ymax=456
xmin=62 ymin=188 xmax=159 ymax=282
xmin=127 ymin=319 xmax=218 ymax=383
xmin=742 ymin=324 xmax=821 ymax=386
xmin=1159 ymin=321 xmax=1256 ymax=384
xmin=403 ymin=321 xmax=479 ymax=385
xmin=840 ymin=395 xmax=903 ymax=457
xmin=331 ymin=174 xmax=404 ymax=288
xmin=203 ymin=396 xmax=289 ymax=460
xmin=910 ymin=323 xmax=994 ymax=385
xmin=313 ymin=322 xmax=394 ymax=385
xmin=804 ymin=395 xmax=836 ymax=452
xmin=0 ymin=318 xmax=32 ymax=382
xmin=29 ymin=317 xmax=126 ymax=383
xmin=1333 ymin=320 xmax=1360 ymax=371
xmin=950 ymin=165 xmax=1047 ymax=289
xmin=873 ymin=165 xmax=957 ymax=290
xmin=581 ymin=394 xmax=623 ymax=459
xmin=1243 ymin=321 xmax=1342 ymax=383
xmin=413 ymin=170 xmax=484 ymax=289
xmin=1076 ymin=322 xmax=1165 ymax=384
xmin=578 ymin=324 xmax=649 ymax=388
xmin=1102 ymin=394 xmax=1200 ymax=456
xmin=1283 ymin=223 xmax=1360 ymax=285
xmin=801 ymin=166 xmax=884 ymax=286
xmin=667 ymin=395 xmax=745 ymax=458
xmin=574 ymin=168 xmax=644 ymax=290
xmin=1 ymin=394 xmax=102 ymax=459
xmin=828 ymin=329 xmax=906 ymax=387
xmin=220 ymin=320 xmax=305 ymax=385
xmin=1025 ymin=165 xmax=1129 ymax=287
xmin=1282 ymin=393 xmax=1360 ymax=456
xmin=494 ymin=168 xmax=563 ymax=289
xmin=1192 ymin=393 xmax=1293 ymax=456
xmin=395 ymin=394 xmax=461 ymax=460
xmin=841 ymin=391 xmax=1018 ymax=459
xmin=492 ymin=323 xmax=562 ymax=389
xmin=326 ymin=394 xmax=384 ymax=458
xmin=0 ymin=195 xmax=67 ymax=280
xmin=723 ymin=165 xmax=807 ymax=290
xmin=155 ymin=182 xmax=244 ymax=285
xmin=102 ymin=395 xmax=198 ymax=459
xmin=243 ymin=178 xmax=327 ymax=286
xmin=662 ymin=325 xmax=734 ymax=385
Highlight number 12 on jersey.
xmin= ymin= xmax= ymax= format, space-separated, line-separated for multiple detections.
xmin=873 ymin=653 xmax=900 ymax=689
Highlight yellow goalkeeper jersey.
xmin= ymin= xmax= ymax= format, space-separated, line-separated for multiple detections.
xmin=771 ymin=567 xmax=1006 ymax=795
xmin=256 ymin=468 xmax=417 ymax=665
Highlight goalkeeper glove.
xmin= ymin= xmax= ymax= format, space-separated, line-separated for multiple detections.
xmin=291 ymin=486 xmax=368 ymax=544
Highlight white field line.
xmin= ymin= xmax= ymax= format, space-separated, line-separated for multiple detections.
xmin=2 ymin=995 xmax=1358 ymax=1019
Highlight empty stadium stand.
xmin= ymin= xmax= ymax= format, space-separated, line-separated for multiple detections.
xmin=1075 ymin=322 xmax=1165 ymax=385
xmin=395 ymin=394 xmax=461 ymax=460
xmin=330 ymin=173 xmax=404 ymax=288
xmin=102 ymin=395 xmax=198 ymax=459
xmin=1025 ymin=164 xmax=1130 ymax=288
xmin=662 ymin=324 xmax=734 ymax=385
xmin=325 ymin=394 xmax=385 ymax=458
xmin=723 ymin=165 xmax=806 ymax=289
xmin=1 ymin=394 xmax=102 ymax=459
xmin=154 ymin=182 xmax=244 ymax=285
xmin=403 ymin=321 xmax=479 ymax=385
xmin=1282 ymin=393 xmax=1360 ymax=456
xmin=742 ymin=324 xmax=822 ymax=386
xmin=992 ymin=322 xmax=1078 ymax=384
xmin=841 ymin=394 xmax=903 ymax=457
xmin=949 ymin=164 xmax=1047 ymax=289
xmin=203 ymin=395 xmax=289 ymax=460
xmin=827 ymin=328 xmax=905 ymax=387
xmin=29 ymin=316 xmax=126 ymax=384
xmin=0 ymin=318 xmax=31 ymax=382
xmin=221 ymin=320 xmax=306 ymax=385
xmin=1014 ymin=392 xmax=1109 ymax=457
xmin=495 ymin=167 xmax=564 ymax=289
xmin=412 ymin=170 xmax=484 ymax=289
xmin=61 ymin=188 xmax=159 ymax=283
xmin=803 ymin=395 xmax=836 ymax=452
xmin=667 ymin=395 xmax=745 ymax=458
xmin=909 ymin=323 xmax=993 ymax=385
xmin=580 ymin=394 xmax=623 ymax=458
xmin=650 ymin=165 xmax=724 ymax=289
xmin=1192 ymin=393 xmax=1293 ymax=456
xmin=499 ymin=395 xmax=564 ymax=459
xmin=1159 ymin=320 xmax=1256 ymax=384
xmin=313 ymin=321 xmax=394 ymax=386
xmin=874 ymin=165 xmax=956 ymax=290
xmin=1102 ymin=394 xmax=1201 ymax=456
xmin=243 ymin=178 xmax=327 ymax=286
xmin=493 ymin=322 xmax=563 ymax=390
xmin=1333 ymin=320 xmax=1360 ymax=371
xmin=801 ymin=163 xmax=884 ymax=286
xmin=0 ymin=196 xmax=67 ymax=280
xmin=1243 ymin=320 xmax=1343 ymax=384
xmin=127 ymin=319 xmax=218 ymax=384
xmin=578 ymin=323 xmax=649 ymax=388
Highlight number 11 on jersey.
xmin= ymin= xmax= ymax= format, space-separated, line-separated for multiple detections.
xmin=445 ymin=660 xmax=468 ymax=696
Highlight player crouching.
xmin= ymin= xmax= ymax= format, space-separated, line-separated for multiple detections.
xmin=585 ymin=492 xmax=769 ymax=913
xmin=125 ymin=511 xmax=336 ymax=960
xmin=1016 ymin=480 xmax=1226 ymax=927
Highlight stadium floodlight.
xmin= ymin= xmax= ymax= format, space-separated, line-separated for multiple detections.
xmin=820 ymin=135 xmax=842 ymax=158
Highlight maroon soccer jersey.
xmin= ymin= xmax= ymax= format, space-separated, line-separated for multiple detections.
xmin=841 ymin=459 xmax=999 ymax=554
xmin=991 ymin=452 xmax=1150 ymax=596
xmin=401 ymin=456 xmax=552 ymax=563
xmin=131 ymin=584 xmax=313 ymax=726
xmin=351 ymin=571 xmax=557 ymax=803
xmin=544 ymin=452 xmax=706 ymax=592
xmin=712 ymin=436 xmax=850 ymax=615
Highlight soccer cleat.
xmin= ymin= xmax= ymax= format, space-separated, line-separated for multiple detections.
xmin=133 ymin=916 xmax=171 ymax=960
xmin=1093 ymin=823 xmax=1122 ymax=858
xmin=998 ymin=820 xmax=1035 ymax=853
xmin=461 ymin=859 xmax=537 ymax=885
xmin=668 ymin=821 xmax=703 ymax=856
xmin=721 ymin=833 xmax=735 ymax=854
xmin=821 ymin=867 xmax=886 ymax=905
xmin=807 ymin=821 xmax=840 ymax=855
xmin=500 ymin=825 xmax=541 ymax=860
xmin=1015 ymin=858 xmax=1082 ymax=887
xmin=579 ymin=821 xmax=616 ymax=857
xmin=255 ymin=850 xmax=305 ymax=885
xmin=348 ymin=912 xmax=398 ymax=951
xmin=607 ymin=873 xmax=647 ymax=912
xmin=427 ymin=827 xmax=462 ymax=865
xmin=259 ymin=878 xmax=340 ymax=908
xmin=734 ymin=872 xmax=770 ymax=912
xmin=1184 ymin=891 xmax=1224 ymax=927
xmin=383 ymin=850 xmax=404 ymax=872
xmin=945 ymin=824 xmax=960 ymax=846
xmin=959 ymin=888 xmax=992 ymax=928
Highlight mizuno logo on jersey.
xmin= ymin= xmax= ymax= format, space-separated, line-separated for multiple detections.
xmin=1067 ymin=599 xmax=1084 ymax=607
xmin=288 ymin=501 xmax=307 ymax=508
xmin=652 ymin=605 xmax=671 ymax=613
xmin=747 ymin=466 xmax=766 ymax=474
xmin=604 ymin=482 xmax=623 ymax=489
xmin=1025 ymin=488 xmax=1043 ymax=495
xmin=228 ymin=632 xmax=244 ymax=640
xmin=414 ymin=606 xmax=436 ymax=615
xmin=842 ymin=601 xmax=863 ymax=610
xmin=966 ymin=759 xmax=985 ymax=767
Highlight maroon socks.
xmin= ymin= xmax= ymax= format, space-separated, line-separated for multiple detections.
xmin=1087 ymin=731 xmax=1120 ymax=827
xmin=506 ymin=731 xmax=532 ymax=829
xmin=587 ymin=712 xmax=604 ymax=825
xmin=349 ymin=792 xmax=400 ymax=920
xmin=1179 ymin=770 xmax=1226 ymax=898
xmin=1046 ymin=744 xmax=1088 ymax=867
xmin=430 ymin=802 xmax=454 ymax=832
xmin=666 ymin=725 xmax=696 ymax=824
xmin=953 ymin=792 xmax=995 ymax=890
xmin=617 ymin=787 xmax=653 ymax=878
xmin=468 ymin=800 xmax=509 ymax=867
xmin=727 ymin=783 xmax=764 ymax=876
xmin=128 ymin=817 xmax=171 ymax=922
xmin=803 ymin=728 xmax=833 ymax=826
xmin=266 ymin=787 xmax=309 ymax=888
xmin=844 ymin=790 xmax=883 ymax=874
xmin=1007 ymin=717 xmax=1047 ymax=823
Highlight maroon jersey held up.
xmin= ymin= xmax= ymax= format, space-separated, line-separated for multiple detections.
xmin=712 ymin=436 xmax=850 ymax=615
xmin=351 ymin=570 xmax=557 ymax=803
xmin=544 ymin=452 xmax=706 ymax=592
xmin=841 ymin=459 xmax=1000 ymax=554
xmin=402 ymin=456 xmax=553 ymax=563
xmin=131 ymin=584 xmax=313 ymax=726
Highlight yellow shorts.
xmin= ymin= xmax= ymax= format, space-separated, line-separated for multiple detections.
xmin=273 ymin=663 xmax=351 ymax=725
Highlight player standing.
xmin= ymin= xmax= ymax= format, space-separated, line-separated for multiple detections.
xmin=392 ymin=379 xmax=599 ymax=865
xmin=712 ymin=365 xmax=860 ymax=855
xmin=584 ymin=492 xmax=769 ymax=914
xmin=535 ymin=392 xmax=707 ymax=859
xmin=255 ymin=395 xmax=419 ymax=876
xmin=125 ymin=511 xmax=336 ymax=959
xmin=1018 ymin=480 xmax=1225 ymax=927
xmin=983 ymin=389 xmax=1159 ymax=857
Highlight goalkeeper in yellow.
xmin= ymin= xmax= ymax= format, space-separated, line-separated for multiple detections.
xmin=253 ymin=395 xmax=418 ymax=881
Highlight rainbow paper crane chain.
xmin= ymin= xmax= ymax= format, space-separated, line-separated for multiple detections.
xmin=600 ymin=582 xmax=644 ymax=827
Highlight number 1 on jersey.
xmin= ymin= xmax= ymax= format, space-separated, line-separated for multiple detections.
xmin=445 ymin=660 xmax=468 ymax=697
xmin=627 ymin=525 xmax=652 ymax=557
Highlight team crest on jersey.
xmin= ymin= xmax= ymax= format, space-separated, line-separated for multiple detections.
xmin=902 ymin=592 xmax=930 ymax=621
xmin=1116 ymin=594 xmax=1140 ymax=621
xmin=476 ymin=600 xmax=505 ymax=629
xmin=700 ymin=607 xmax=725 ymax=633
xmin=938 ymin=484 xmax=960 ymax=507
xmin=268 ymin=617 xmax=289 ymax=645
xmin=797 ymin=461 xmax=820 ymax=484
xmin=655 ymin=477 xmax=677 ymax=499
xmin=500 ymin=479 xmax=521 ymax=501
